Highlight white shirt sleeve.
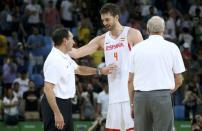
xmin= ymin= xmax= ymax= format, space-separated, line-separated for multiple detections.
xmin=173 ymin=46 xmax=186 ymax=74
xmin=44 ymin=64 xmax=60 ymax=84
xmin=71 ymin=59 xmax=78 ymax=70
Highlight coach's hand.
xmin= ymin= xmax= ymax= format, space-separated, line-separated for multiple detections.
xmin=54 ymin=112 xmax=65 ymax=129
xmin=101 ymin=64 xmax=117 ymax=75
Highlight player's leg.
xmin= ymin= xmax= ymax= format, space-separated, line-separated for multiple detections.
xmin=106 ymin=103 xmax=122 ymax=131
xmin=122 ymin=101 xmax=134 ymax=131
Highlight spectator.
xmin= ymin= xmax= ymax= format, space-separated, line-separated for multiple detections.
xmin=164 ymin=13 xmax=176 ymax=41
xmin=12 ymin=81 xmax=24 ymax=120
xmin=26 ymin=27 xmax=45 ymax=73
xmin=143 ymin=5 xmax=158 ymax=22
xmin=12 ymin=81 xmax=22 ymax=99
xmin=23 ymin=80 xmax=40 ymax=120
xmin=60 ymin=0 xmax=75 ymax=28
xmin=25 ymin=0 xmax=42 ymax=30
xmin=194 ymin=18 xmax=202 ymax=45
xmin=0 ymin=34 xmax=8 ymax=65
xmin=0 ymin=4 xmax=13 ymax=35
xmin=42 ymin=0 xmax=60 ymax=36
xmin=176 ymin=14 xmax=193 ymax=32
xmin=13 ymin=70 xmax=29 ymax=95
xmin=178 ymin=27 xmax=193 ymax=50
xmin=189 ymin=0 xmax=202 ymax=17
xmin=191 ymin=114 xmax=202 ymax=131
xmin=96 ymin=78 xmax=109 ymax=119
xmin=181 ymin=43 xmax=192 ymax=69
xmin=6 ymin=31 xmax=20 ymax=56
xmin=2 ymin=56 xmax=17 ymax=90
xmin=183 ymin=82 xmax=201 ymax=120
xmin=119 ymin=5 xmax=129 ymax=25
xmin=77 ymin=14 xmax=92 ymax=44
xmin=81 ymin=83 xmax=98 ymax=120
xmin=3 ymin=88 xmax=19 ymax=125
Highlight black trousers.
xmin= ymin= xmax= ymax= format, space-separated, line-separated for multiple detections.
xmin=40 ymin=96 xmax=73 ymax=131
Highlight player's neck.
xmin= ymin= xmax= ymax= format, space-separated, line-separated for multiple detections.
xmin=110 ymin=23 xmax=124 ymax=37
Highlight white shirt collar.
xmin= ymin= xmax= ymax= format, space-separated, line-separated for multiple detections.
xmin=52 ymin=47 xmax=71 ymax=60
xmin=149 ymin=35 xmax=164 ymax=40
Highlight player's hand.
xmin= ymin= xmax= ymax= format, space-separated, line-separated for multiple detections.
xmin=54 ymin=112 xmax=65 ymax=129
xmin=101 ymin=64 xmax=117 ymax=75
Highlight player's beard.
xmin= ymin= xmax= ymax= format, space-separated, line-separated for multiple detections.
xmin=105 ymin=22 xmax=116 ymax=31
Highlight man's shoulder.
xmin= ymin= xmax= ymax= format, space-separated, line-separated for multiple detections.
xmin=128 ymin=27 xmax=141 ymax=35
xmin=127 ymin=27 xmax=143 ymax=45
xmin=96 ymin=34 xmax=106 ymax=40
xmin=163 ymin=39 xmax=179 ymax=49
xmin=44 ymin=52 xmax=59 ymax=66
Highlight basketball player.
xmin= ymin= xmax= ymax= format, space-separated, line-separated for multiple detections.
xmin=69 ymin=3 xmax=143 ymax=130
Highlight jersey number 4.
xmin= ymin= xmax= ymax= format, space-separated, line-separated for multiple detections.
xmin=114 ymin=52 xmax=118 ymax=61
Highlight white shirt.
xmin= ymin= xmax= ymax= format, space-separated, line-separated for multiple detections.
xmin=165 ymin=17 xmax=176 ymax=40
xmin=129 ymin=35 xmax=185 ymax=91
xmin=43 ymin=47 xmax=78 ymax=99
xmin=141 ymin=5 xmax=158 ymax=16
xmin=60 ymin=0 xmax=73 ymax=21
xmin=14 ymin=78 xmax=29 ymax=95
xmin=25 ymin=3 xmax=42 ymax=24
xmin=97 ymin=91 xmax=109 ymax=118
xmin=3 ymin=94 xmax=19 ymax=115
xmin=178 ymin=33 xmax=193 ymax=44
xmin=104 ymin=26 xmax=131 ymax=104
xmin=189 ymin=5 xmax=202 ymax=17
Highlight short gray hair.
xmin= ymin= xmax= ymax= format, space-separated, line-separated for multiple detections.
xmin=147 ymin=16 xmax=165 ymax=33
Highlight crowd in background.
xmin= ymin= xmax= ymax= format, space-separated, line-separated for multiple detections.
xmin=0 ymin=0 xmax=201 ymax=130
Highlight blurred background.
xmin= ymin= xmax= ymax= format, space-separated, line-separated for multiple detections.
xmin=0 ymin=0 xmax=201 ymax=130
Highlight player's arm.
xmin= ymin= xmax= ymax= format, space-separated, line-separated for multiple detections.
xmin=68 ymin=35 xmax=104 ymax=59
xmin=128 ymin=28 xmax=143 ymax=46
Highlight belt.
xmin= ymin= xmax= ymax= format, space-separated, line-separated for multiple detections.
xmin=43 ymin=95 xmax=71 ymax=102
xmin=135 ymin=89 xmax=170 ymax=92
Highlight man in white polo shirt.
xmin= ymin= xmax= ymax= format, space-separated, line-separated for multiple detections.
xmin=40 ymin=28 xmax=116 ymax=131
xmin=128 ymin=16 xmax=186 ymax=131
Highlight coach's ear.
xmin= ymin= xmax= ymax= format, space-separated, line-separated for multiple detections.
xmin=115 ymin=15 xmax=119 ymax=20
